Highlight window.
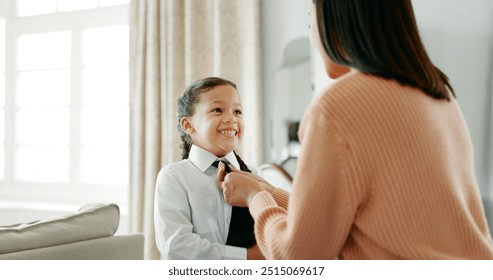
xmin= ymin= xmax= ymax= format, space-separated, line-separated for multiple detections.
xmin=0 ymin=19 xmax=4 ymax=181
xmin=0 ymin=0 xmax=130 ymax=207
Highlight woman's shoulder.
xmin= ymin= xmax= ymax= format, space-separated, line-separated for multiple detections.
xmin=309 ymin=71 xmax=366 ymax=117
xmin=318 ymin=71 xmax=389 ymax=99
xmin=314 ymin=70 xmax=418 ymax=115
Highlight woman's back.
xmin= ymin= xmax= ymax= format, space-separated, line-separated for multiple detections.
xmin=292 ymin=70 xmax=493 ymax=259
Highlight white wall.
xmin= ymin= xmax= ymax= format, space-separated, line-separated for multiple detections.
xmin=261 ymin=0 xmax=313 ymax=163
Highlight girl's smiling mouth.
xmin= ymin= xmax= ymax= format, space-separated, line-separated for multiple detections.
xmin=219 ymin=129 xmax=237 ymax=136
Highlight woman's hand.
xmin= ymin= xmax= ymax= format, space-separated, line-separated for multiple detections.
xmin=216 ymin=162 xmax=275 ymax=207
xmin=247 ymin=244 xmax=266 ymax=260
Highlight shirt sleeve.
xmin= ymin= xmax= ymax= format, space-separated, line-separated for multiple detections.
xmin=154 ymin=166 xmax=247 ymax=260
xmin=249 ymin=105 xmax=362 ymax=259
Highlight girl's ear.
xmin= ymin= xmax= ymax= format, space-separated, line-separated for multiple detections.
xmin=180 ymin=117 xmax=194 ymax=135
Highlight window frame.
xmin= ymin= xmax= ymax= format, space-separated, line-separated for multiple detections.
xmin=0 ymin=1 xmax=129 ymax=209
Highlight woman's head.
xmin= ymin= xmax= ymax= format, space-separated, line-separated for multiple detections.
xmin=177 ymin=77 xmax=244 ymax=159
xmin=310 ymin=0 xmax=454 ymax=100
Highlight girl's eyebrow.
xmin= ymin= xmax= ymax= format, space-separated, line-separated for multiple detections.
xmin=208 ymin=100 xmax=243 ymax=108
xmin=208 ymin=100 xmax=225 ymax=105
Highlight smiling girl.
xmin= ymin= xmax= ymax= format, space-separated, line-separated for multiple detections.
xmin=153 ymin=77 xmax=263 ymax=260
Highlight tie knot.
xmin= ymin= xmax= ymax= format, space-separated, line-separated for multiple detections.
xmin=212 ymin=160 xmax=231 ymax=173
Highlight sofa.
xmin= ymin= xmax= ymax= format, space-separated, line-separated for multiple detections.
xmin=0 ymin=203 xmax=144 ymax=260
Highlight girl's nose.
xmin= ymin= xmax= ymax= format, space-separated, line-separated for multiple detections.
xmin=223 ymin=114 xmax=238 ymax=124
xmin=223 ymin=118 xmax=237 ymax=124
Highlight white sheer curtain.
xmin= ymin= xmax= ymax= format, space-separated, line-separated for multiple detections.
xmin=129 ymin=0 xmax=262 ymax=259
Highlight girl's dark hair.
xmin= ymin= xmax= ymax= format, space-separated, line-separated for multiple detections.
xmin=234 ymin=151 xmax=251 ymax=173
xmin=176 ymin=77 xmax=237 ymax=159
xmin=313 ymin=0 xmax=454 ymax=100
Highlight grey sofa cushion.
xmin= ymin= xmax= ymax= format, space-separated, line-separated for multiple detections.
xmin=0 ymin=203 xmax=119 ymax=255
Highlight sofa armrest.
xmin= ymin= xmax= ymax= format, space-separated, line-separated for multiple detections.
xmin=0 ymin=234 xmax=145 ymax=260
xmin=0 ymin=203 xmax=119 ymax=255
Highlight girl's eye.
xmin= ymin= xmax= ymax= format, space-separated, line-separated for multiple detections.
xmin=234 ymin=110 xmax=243 ymax=115
xmin=211 ymin=108 xmax=222 ymax=113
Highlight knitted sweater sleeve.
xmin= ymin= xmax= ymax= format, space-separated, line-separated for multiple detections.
xmin=249 ymin=101 xmax=364 ymax=259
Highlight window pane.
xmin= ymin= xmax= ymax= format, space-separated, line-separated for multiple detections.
xmin=99 ymin=0 xmax=130 ymax=7
xmin=18 ymin=32 xmax=71 ymax=70
xmin=16 ymin=145 xmax=68 ymax=182
xmin=0 ymin=20 xmax=4 ymax=182
xmin=80 ymin=106 xmax=128 ymax=144
xmin=81 ymin=145 xmax=128 ymax=185
xmin=0 ymin=74 xmax=4 ymax=107
xmin=0 ymin=146 xmax=3 ymax=180
xmin=83 ymin=25 xmax=128 ymax=66
xmin=58 ymin=0 xmax=97 ymax=12
xmin=82 ymin=66 xmax=128 ymax=106
xmin=0 ymin=19 xmax=5 ymax=71
xmin=0 ymin=19 xmax=4 ymax=107
xmin=0 ymin=109 xmax=4 ymax=143
xmin=18 ymin=0 xmax=57 ymax=17
xmin=17 ymin=70 xmax=70 ymax=107
xmin=16 ymin=108 xmax=69 ymax=145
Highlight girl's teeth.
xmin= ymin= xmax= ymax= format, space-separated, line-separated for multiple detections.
xmin=221 ymin=130 xmax=236 ymax=136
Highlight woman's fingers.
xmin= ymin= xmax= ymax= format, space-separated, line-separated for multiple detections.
xmin=221 ymin=172 xmax=245 ymax=207
xmin=216 ymin=162 xmax=227 ymax=190
xmin=221 ymin=172 xmax=264 ymax=207
xmin=223 ymin=162 xmax=248 ymax=175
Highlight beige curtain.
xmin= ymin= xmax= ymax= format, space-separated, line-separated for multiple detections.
xmin=129 ymin=0 xmax=262 ymax=259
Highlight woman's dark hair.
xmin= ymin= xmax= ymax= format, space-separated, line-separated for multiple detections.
xmin=313 ymin=0 xmax=454 ymax=100
xmin=176 ymin=77 xmax=237 ymax=159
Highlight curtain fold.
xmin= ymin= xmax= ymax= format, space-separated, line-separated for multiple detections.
xmin=129 ymin=0 xmax=262 ymax=259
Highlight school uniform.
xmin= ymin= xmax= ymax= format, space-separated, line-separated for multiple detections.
xmin=154 ymin=144 xmax=256 ymax=259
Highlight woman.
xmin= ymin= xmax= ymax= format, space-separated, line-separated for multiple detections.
xmin=216 ymin=0 xmax=493 ymax=259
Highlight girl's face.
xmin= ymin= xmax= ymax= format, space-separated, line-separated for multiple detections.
xmin=182 ymin=85 xmax=244 ymax=157
xmin=309 ymin=4 xmax=350 ymax=79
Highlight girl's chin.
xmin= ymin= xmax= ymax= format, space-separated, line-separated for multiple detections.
xmin=218 ymin=137 xmax=239 ymax=144
xmin=218 ymin=133 xmax=238 ymax=139
xmin=215 ymin=143 xmax=238 ymax=154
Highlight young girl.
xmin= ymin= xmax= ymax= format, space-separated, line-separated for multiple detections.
xmin=154 ymin=77 xmax=263 ymax=260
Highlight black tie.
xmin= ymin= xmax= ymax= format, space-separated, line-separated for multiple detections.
xmin=212 ymin=160 xmax=256 ymax=248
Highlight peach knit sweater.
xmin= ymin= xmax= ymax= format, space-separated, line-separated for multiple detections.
xmin=250 ymin=71 xmax=493 ymax=259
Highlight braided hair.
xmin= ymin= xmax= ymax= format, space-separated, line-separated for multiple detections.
xmin=233 ymin=151 xmax=251 ymax=173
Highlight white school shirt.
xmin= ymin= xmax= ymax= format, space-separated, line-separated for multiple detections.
xmin=154 ymin=145 xmax=250 ymax=259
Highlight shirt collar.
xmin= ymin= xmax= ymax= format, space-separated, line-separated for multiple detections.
xmin=188 ymin=144 xmax=240 ymax=172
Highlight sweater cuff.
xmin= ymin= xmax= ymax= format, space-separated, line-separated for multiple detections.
xmin=249 ymin=191 xmax=278 ymax=220
xmin=270 ymin=188 xmax=289 ymax=209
